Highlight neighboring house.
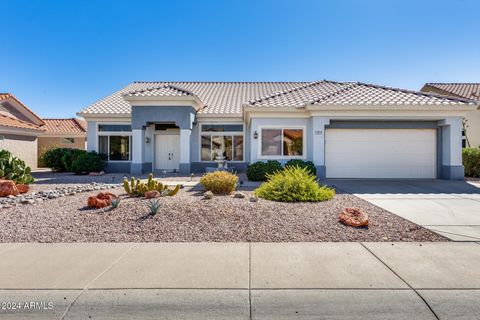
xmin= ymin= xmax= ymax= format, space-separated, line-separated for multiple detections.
xmin=0 ymin=93 xmax=46 ymax=169
xmin=38 ymin=118 xmax=87 ymax=166
xmin=421 ymin=83 xmax=480 ymax=147
xmin=77 ymin=80 xmax=477 ymax=180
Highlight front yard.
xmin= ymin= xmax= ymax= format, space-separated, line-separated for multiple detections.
xmin=0 ymin=173 xmax=446 ymax=242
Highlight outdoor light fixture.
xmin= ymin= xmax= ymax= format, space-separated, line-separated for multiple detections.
xmin=253 ymin=130 xmax=258 ymax=139
xmin=145 ymin=137 xmax=150 ymax=143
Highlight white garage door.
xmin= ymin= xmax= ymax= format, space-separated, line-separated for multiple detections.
xmin=325 ymin=129 xmax=436 ymax=179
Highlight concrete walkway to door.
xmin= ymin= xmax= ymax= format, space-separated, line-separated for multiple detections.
xmin=327 ymin=179 xmax=480 ymax=241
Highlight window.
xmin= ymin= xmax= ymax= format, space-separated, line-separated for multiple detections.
xmin=261 ymin=128 xmax=304 ymax=157
xmin=60 ymin=137 xmax=75 ymax=144
xmin=200 ymin=124 xmax=244 ymax=161
xmin=99 ymin=135 xmax=131 ymax=161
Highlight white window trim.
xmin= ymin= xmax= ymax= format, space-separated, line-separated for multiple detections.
xmin=258 ymin=125 xmax=307 ymax=160
xmin=97 ymin=123 xmax=133 ymax=162
xmin=199 ymin=123 xmax=245 ymax=162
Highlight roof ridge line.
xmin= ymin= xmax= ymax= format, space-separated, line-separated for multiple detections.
xmin=426 ymin=82 xmax=480 ymax=85
xmin=356 ymin=81 xmax=475 ymax=104
xmin=249 ymin=80 xmax=325 ymax=105
xmin=123 ymin=84 xmax=195 ymax=97
xmin=308 ymin=82 xmax=359 ymax=104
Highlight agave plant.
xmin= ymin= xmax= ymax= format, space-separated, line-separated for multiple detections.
xmin=0 ymin=150 xmax=34 ymax=184
xmin=147 ymin=199 xmax=161 ymax=216
xmin=110 ymin=197 xmax=121 ymax=209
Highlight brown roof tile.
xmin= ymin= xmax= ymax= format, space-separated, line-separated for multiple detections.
xmin=0 ymin=113 xmax=45 ymax=131
xmin=42 ymin=118 xmax=87 ymax=134
xmin=422 ymin=83 xmax=480 ymax=100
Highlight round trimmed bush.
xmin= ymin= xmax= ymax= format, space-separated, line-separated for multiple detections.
xmin=61 ymin=149 xmax=87 ymax=172
xmin=42 ymin=147 xmax=73 ymax=171
xmin=200 ymin=171 xmax=238 ymax=194
xmin=285 ymin=159 xmax=316 ymax=176
xmin=70 ymin=151 xmax=106 ymax=174
xmin=254 ymin=166 xmax=335 ymax=202
xmin=246 ymin=160 xmax=282 ymax=181
xmin=463 ymin=147 xmax=480 ymax=177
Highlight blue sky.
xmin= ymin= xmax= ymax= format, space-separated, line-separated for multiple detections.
xmin=1 ymin=0 xmax=479 ymax=118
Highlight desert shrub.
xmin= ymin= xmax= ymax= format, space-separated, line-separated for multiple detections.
xmin=61 ymin=149 xmax=87 ymax=172
xmin=200 ymin=171 xmax=238 ymax=194
xmin=0 ymin=150 xmax=34 ymax=184
xmin=285 ymin=159 xmax=316 ymax=176
xmin=42 ymin=147 xmax=73 ymax=171
xmin=246 ymin=160 xmax=282 ymax=181
xmin=255 ymin=166 xmax=335 ymax=202
xmin=70 ymin=151 xmax=106 ymax=174
xmin=463 ymin=147 xmax=480 ymax=177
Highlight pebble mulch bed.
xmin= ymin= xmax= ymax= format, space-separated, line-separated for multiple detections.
xmin=0 ymin=185 xmax=447 ymax=242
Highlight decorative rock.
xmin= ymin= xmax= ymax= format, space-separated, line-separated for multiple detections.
xmin=48 ymin=194 xmax=59 ymax=199
xmin=0 ymin=180 xmax=19 ymax=197
xmin=233 ymin=192 xmax=246 ymax=199
xmin=16 ymin=184 xmax=29 ymax=194
xmin=203 ymin=191 xmax=214 ymax=200
xmin=145 ymin=190 xmax=160 ymax=199
xmin=7 ymin=195 xmax=16 ymax=199
xmin=21 ymin=199 xmax=35 ymax=205
xmin=339 ymin=208 xmax=369 ymax=227
xmin=250 ymin=196 xmax=259 ymax=202
xmin=87 ymin=192 xmax=118 ymax=208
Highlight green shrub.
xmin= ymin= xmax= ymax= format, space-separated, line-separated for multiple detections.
xmin=246 ymin=160 xmax=282 ymax=181
xmin=42 ymin=147 xmax=72 ymax=171
xmin=70 ymin=151 xmax=106 ymax=174
xmin=255 ymin=166 xmax=335 ymax=202
xmin=200 ymin=171 xmax=238 ymax=194
xmin=463 ymin=147 xmax=480 ymax=177
xmin=285 ymin=159 xmax=317 ymax=176
xmin=61 ymin=149 xmax=87 ymax=172
xmin=0 ymin=150 xmax=34 ymax=184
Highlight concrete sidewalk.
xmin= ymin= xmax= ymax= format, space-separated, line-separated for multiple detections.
xmin=0 ymin=242 xmax=479 ymax=319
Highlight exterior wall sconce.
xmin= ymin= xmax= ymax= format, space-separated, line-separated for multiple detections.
xmin=253 ymin=130 xmax=258 ymax=139
xmin=145 ymin=137 xmax=150 ymax=144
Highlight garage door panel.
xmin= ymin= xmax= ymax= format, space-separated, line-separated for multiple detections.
xmin=325 ymin=129 xmax=436 ymax=179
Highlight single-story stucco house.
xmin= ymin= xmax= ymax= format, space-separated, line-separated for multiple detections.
xmin=38 ymin=118 xmax=87 ymax=166
xmin=77 ymin=80 xmax=477 ymax=180
xmin=421 ymin=83 xmax=480 ymax=148
xmin=0 ymin=93 xmax=46 ymax=169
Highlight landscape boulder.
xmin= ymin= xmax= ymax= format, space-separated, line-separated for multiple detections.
xmin=339 ymin=207 xmax=369 ymax=227
xmin=233 ymin=192 xmax=246 ymax=199
xmin=16 ymin=184 xmax=29 ymax=194
xmin=0 ymin=180 xmax=19 ymax=197
xmin=203 ymin=191 xmax=214 ymax=200
xmin=87 ymin=192 xmax=118 ymax=208
xmin=145 ymin=190 xmax=160 ymax=199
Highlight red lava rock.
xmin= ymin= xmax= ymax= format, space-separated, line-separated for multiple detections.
xmin=0 ymin=180 xmax=19 ymax=197
xmin=145 ymin=190 xmax=160 ymax=199
xmin=87 ymin=192 xmax=117 ymax=208
xmin=339 ymin=207 xmax=369 ymax=227
xmin=16 ymin=184 xmax=29 ymax=194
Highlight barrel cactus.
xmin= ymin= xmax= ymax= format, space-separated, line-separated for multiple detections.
xmin=0 ymin=150 xmax=34 ymax=184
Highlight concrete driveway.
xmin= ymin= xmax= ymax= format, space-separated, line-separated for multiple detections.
xmin=327 ymin=179 xmax=480 ymax=241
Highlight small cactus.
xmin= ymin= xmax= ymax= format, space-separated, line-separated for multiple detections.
xmin=111 ymin=198 xmax=121 ymax=209
xmin=147 ymin=199 xmax=161 ymax=215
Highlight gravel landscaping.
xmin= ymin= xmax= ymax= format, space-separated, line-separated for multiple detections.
xmin=0 ymin=181 xmax=447 ymax=242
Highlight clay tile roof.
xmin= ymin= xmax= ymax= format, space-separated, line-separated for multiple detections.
xmin=78 ymin=81 xmax=474 ymax=116
xmin=42 ymin=118 xmax=87 ymax=134
xmin=0 ymin=93 xmax=45 ymax=125
xmin=423 ymin=83 xmax=480 ymax=100
xmin=0 ymin=113 xmax=45 ymax=131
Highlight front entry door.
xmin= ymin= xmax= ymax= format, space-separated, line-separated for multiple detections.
xmin=155 ymin=135 xmax=180 ymax=171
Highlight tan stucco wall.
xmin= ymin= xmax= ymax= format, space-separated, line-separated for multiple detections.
xmin=0 ymin=134 xmax=38 ymax=170
xmin=37 ymin=136 xmax=86 ymax=167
